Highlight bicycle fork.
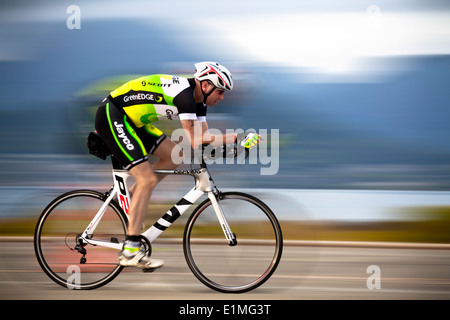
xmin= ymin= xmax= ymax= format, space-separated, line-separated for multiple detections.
xmin=197 ymin=168 xmax=237 ymax=246
xmin=207 ymin=191 xmax=237 ymax=246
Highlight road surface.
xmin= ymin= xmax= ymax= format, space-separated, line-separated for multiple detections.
xmin=1 ymin=238 xmax=449 ymax=300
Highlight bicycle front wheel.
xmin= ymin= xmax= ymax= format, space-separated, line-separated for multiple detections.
xmin=183 ymin=192 xmax=283 ymax=293
xmin=34 ymin=190 xmax=128 ymax=290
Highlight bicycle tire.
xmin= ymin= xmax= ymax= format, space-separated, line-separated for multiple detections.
xmin=183 ymin=191 xmax=283 ymax=293
xmin=34 ymin=189 xmax=128 ymax=290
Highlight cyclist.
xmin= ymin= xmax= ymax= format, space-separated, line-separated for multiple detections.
xmin=95 ymin=62 xmax=247 ymax=270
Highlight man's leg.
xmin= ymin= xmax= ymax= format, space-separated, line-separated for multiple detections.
xmin=127 ymin=161 xmax=159 ymax=236
xmin=119 ymin=138 xmax=180 ymax=269
xmin=118 ymin=161 xmax=162 ymax=269
xmin=151 ymin=138 xmax=181 ymax=175
xmin=127 ymin=137 xmax=181 ymax=234
xmin=129 ymin=138 xmax=181 ymax=194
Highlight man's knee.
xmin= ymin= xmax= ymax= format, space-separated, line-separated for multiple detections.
xmin=130 ymin=163 xmax=159 ymax=189
xmin=138 ymin=174 xmax=158 ymax=191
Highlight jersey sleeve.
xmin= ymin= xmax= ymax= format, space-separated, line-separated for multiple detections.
xmin=173 ymin=84 xmax=207 ymax=122
xmin=196 ymin=103 xmax=207 ymax=122
xmin=173 ymin=87 xmax=196 ymax=120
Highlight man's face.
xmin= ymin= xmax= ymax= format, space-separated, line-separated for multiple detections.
xmin=203 ymin=82 xmax=226 ymax=107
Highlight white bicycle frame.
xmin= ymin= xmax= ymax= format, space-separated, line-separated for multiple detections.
xmin=79 ymin=167 xmax=236 ymax=250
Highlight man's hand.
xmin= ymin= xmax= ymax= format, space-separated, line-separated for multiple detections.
xmin=238 ymin=132 xmax=262 ymax=149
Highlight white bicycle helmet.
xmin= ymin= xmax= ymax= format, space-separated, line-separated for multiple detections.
xmin=194 ymin=61 xmax=233 ymax=91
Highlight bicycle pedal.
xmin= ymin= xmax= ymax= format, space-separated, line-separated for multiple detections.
xmin=141 ymin=268 xmax=156 ymax=273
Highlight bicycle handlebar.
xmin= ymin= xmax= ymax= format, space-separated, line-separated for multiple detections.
xmin=198 ymin=142 xmax=249 ymax=167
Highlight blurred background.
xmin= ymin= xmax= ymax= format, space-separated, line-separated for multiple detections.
xmin=1 ymin=0 xmax=450 ymax=242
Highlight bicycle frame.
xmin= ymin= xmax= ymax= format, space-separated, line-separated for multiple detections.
xmin=80 ymin=164 xmax=236 ymax=250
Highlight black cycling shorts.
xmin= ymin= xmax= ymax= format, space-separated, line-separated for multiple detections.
xmin=95 ymin=98 xmax=166 ymax=170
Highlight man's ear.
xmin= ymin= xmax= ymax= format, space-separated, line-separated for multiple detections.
xmin=202 ymin=81 xmax=215 ymax=96
xmin=201 ymin=81 xmax=210 ymax=91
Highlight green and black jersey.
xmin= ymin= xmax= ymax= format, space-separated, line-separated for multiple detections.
xmin=108 ymin=74 xmax=207 ymax=127
xmin=95 ymin=74 xmax=206 ymax=169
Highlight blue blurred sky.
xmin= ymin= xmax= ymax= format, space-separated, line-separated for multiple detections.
xmin=1 ymin=0 xmax=450 ymax=191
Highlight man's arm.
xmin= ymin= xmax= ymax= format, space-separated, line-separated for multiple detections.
xmin=180 ymin=119 xmax=203 ymax=150
xmin=201 ymin=121 xmax=237 ymax=146
xmin=180 ymin=119 xmax=237 ymax=150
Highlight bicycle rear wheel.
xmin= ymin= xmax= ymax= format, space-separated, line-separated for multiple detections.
xmin=183 ymin=192 xmax=283 ymax=293
xmin=34 ymin=190 xmax=128 ymax=290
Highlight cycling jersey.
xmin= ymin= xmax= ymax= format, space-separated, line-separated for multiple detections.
xmin=95 ymin=74 xmax=205 ymax=170
xmin=108 ymin=74 xmax=207 ymax=127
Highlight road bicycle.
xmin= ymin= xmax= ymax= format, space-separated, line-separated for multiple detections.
xmin=34 ymin=143 xmax=283 ymax=293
